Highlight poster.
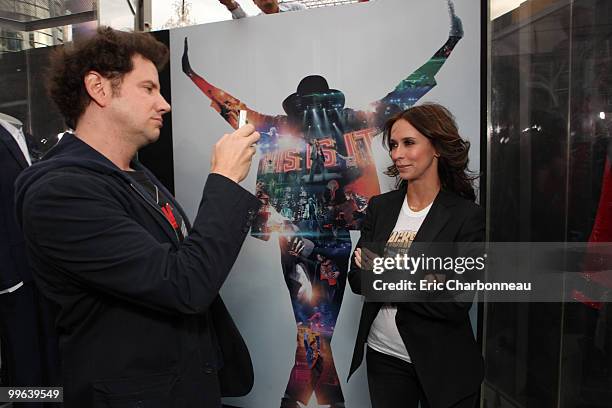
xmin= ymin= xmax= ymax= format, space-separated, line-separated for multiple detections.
xmin=169 ymin=0 xmax=480 ymax=406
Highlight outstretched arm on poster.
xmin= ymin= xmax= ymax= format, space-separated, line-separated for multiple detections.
xmin=182 ymin=37 xmax=276 ymax=129
xmin=368 ymin=0 xmax=464 ymax=122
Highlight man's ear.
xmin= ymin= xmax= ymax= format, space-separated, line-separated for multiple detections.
xmin=84 ymin=71 xmax=112 ymax=107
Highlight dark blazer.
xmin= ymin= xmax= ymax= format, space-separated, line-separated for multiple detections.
xmin=0 ymin=123 xmax=61 ymax=396
xmin=15 ymin=133 xmax=261 ymax=407
xmin=0 ymin=124 xmax=31 ymax=288
xmin=348 ymin=187 xmax=485 ymax=408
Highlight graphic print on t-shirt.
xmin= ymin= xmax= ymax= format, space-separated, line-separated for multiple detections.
xmin=366 ymin=198 xmax=433 ymax=364
xmin=386 ymin=229 xmax=418 ymax=251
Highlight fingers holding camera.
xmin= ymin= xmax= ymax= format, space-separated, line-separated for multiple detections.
xmin=211 ymin=124 xmax=260 ymax=183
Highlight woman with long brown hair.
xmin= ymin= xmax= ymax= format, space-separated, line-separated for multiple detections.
xmin=348 ymin=103 xmax=484 ymax=408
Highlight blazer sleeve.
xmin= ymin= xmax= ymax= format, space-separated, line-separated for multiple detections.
xmin=400 ymin=205 xmax=485 ymax=321
xmin=348 ymin=195 xmax=377 ymax=295
xmin=21 ymin=172 xmax=261 ymax=316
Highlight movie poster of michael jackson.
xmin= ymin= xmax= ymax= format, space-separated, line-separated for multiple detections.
xmin=169 ymin=0 xmax=480 ymax=406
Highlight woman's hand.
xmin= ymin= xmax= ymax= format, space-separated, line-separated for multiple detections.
xmin=354 ymin=247 xmax=378 ymax=269
xmin=354 ymin=248 xmax=362 ymax=268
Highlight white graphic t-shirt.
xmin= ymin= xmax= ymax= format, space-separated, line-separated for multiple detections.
xmin=366 ymin=197 xmax=432 ymax=363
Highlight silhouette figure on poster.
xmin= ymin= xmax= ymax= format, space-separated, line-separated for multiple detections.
xmin=182 ymin=2 xmax=463 ymax=406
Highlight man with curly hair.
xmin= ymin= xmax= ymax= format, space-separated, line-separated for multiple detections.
xmin=15 ymin=27 xmax=260 ymax=408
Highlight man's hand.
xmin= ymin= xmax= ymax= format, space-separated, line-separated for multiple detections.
xmin=211 ymin=124 xmax=260 ymax=183
xmin=219 ymin=0 xmax=239 ymax=11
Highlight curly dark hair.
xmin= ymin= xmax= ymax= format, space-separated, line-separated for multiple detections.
xmin=382 ymin=103 xmax=478 ymax=201
xmin=47 ymin=27 xmax=169 ymax=129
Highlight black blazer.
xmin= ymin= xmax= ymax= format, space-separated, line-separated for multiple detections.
xmin=348 ymin=187 xmax=485 ymax=408
xmin=0 ymin=124 xmax=31 ymax=289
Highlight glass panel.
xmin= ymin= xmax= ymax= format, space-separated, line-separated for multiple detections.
xmin=0 ymin=43 xmax=28 ymax=131
xmin=485 ymin=0 xmax=612 ymax=407
xmin=98 ymin=0 xmax=135 ymax=31
xmin=26 ymin=45 xmax=65 ymax=157
xmin=485 ymin=1 xmax=570 ymax=407
xmin=561 ymin=0 xmax=612 ymax=406
xmin=0 ymin=44 xmax=65 ymax=159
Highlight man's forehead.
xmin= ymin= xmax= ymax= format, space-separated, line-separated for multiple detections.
xmin=129 ymin=54 xmax=160 ymax=82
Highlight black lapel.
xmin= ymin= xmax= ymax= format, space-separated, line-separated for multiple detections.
xmin=0 ymin=125 xmax=28 ymax=169
xmin=122 ymin=174 xmax=181 ymax=247
xmin=140 ymin=164 xmax=193 ymax=230
xmin=411 ymin=190 xmax=455 ymax=251
xmin=374 ymin=189 xmax=405 ymax=243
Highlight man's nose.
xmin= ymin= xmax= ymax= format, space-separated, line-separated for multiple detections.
xmin=158 ymin=95 xmax=171 ymax=114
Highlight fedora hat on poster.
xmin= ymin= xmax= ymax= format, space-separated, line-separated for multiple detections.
xmin=282 ymin=75 xmax=345 ymax=117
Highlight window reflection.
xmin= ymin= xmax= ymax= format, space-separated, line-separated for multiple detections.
xmin=485 ymin=0 xmax=612 ymax=406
